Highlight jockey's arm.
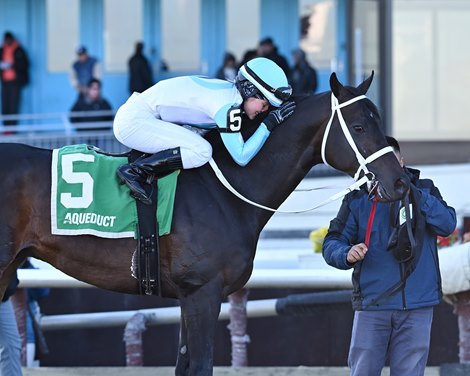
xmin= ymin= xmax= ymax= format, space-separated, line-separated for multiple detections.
xmin=214 ymin=104 xmax=270 ymax=166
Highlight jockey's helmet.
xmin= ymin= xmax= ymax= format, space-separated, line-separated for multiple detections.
xmin=235 ymin=57 xmax=292 ymax=107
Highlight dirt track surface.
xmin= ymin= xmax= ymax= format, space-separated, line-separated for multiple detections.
xmin=22 ymin=366 xmax=440 ymax=376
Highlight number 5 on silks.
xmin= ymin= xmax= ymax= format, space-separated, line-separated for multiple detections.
xmin=228 ymin=107 xmax=242 ymax=132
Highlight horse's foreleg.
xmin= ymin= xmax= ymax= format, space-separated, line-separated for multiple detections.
xmin=178 ymin=279 xmax=223 ymax=376
xmin=175 ymin=315 xmax=189 ymax=376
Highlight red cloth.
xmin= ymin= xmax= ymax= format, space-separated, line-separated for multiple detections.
xmin=1 ymin=40 xmax=18 ymax=81
xmin=365 ymin=196 xmax=378 ymax=247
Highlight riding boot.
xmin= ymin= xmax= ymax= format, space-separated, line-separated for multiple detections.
xmin=117 ymin=147 xmax=183 ymax=204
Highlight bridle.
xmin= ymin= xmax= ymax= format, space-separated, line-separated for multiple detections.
xmin=321 ymin=93 xmax=394 ymax=182
xmin=209 ymin=93 xmax=394 ymax=213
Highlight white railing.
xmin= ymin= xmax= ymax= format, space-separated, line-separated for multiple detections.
xmin=17 ymin=266 xmax=352 ymax=291
xmin=0 ymin=110 xmax=115 ymax=127
xmin=0 ymin=110 xmax=127 ymax=152
xmin=15 ymin=255 xmax=353 ymax=367
xmin=39 ymin=298 xmax=279 ymax=331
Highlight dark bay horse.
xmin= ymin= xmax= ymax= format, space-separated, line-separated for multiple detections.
xmin=0 ymin=73 xmax=409 ymax=375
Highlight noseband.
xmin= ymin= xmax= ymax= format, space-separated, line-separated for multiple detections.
xmin=321 ymin=93 xmax=394 ymax=182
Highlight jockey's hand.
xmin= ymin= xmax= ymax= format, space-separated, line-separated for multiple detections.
xmin=263 ymin=100 xmax=296 ymax=131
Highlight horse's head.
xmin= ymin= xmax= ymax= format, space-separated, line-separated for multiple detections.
xmin=322 ymin=72 xmax=409 ymax=202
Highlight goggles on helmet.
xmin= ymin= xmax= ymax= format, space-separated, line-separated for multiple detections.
xmin=244 ymin=64 xmax=292 ymax=102
xmin=236 ymin=75 xmax=267 ymax=102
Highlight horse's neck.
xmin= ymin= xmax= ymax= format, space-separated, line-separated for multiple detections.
xmin=209 ymin=93 xmax=330 ymax=224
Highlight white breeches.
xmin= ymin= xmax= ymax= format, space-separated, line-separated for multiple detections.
xmin=113 ymin=95 xmax=213 ymax=169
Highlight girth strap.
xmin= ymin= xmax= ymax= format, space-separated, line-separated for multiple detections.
xmin=129 ymin=150 xmax=161 ymax=296
xmin=136 ymin=181 xmax=161 ymax=296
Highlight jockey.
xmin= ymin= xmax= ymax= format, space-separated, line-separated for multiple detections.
xmin=113 ymin=57 xmax=296 ymax=204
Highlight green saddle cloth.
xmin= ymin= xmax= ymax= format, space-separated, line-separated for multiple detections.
xmin=51 ymin=144 xmax=178 ymax=238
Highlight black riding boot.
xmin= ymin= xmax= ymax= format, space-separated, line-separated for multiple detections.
xmin=117 ymin=147 xmax=183 ymax=204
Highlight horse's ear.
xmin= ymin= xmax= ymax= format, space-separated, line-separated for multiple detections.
xmin=356 ymin=70 xmax=374 ymax=95
xmin=329 ymin=72 xmax=343 ymax=98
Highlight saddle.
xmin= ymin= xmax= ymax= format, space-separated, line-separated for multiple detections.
xmin=91 ymin=147 xmax=167 ymax=295
xmin=94 ymin=147 xmax=176 ymax=295
xmin=52 ymin=145 xmax=177 ymax=296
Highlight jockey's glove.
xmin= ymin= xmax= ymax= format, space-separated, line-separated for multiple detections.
xmin=263 ymin=100 xmax=296 ymax=131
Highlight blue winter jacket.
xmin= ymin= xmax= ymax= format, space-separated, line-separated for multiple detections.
xmin=322 ymin=167 xmax=456 ymax=311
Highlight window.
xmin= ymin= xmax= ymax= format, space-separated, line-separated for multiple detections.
xmin=226 ymin=0 xmax=260 ymax=63
xmin=161 ymin=0 xmax=200 ymax=72
xmin=351 ymin=0 xmax=379 ymax=86
xmin=104 ymin=0 xmax=143 ymax=72
xmin=393 ymin=0 xmax=470 ymax=140
xmin=299 ymin=0 xmax=337 ymax=70
xmin=46 ymin=0 xmax=79 ymax=72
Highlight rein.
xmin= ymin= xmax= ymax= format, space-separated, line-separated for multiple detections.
xmin=209 ymin=158 xmax=372 ymax=213
xmin=210 ymin=93 xmax=392 ymax=214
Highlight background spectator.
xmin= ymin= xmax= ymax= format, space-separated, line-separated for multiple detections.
xmin=128 ymin=41 xmax=153 ymax=94
xmin=290 ymin=48 xmax=318 ymax=95
xmin=257 ymin=37 xmax=290 ymax=77
xmin=238 ymin=49 xmax=258 ymax=69
xmin=70 ymin=46 xmax=101 ymax=99
xmin=70 ymin=78 xmax=113 ymax=130
xmin=0 ymin=271 xmax=22 ymax=376
xmin=215 ymin=52 xmax=237 ymax=82
xmin=0 ymin=31 xmax=29 ymax=127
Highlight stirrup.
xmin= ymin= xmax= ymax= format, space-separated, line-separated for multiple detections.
xmin=117 ymin=164 xmax=136 ymax=185
xmin=126 ymin=179 xmax=153 ymax=205
xmin=117 ymin=165 xmax=153 ymax=205
xmin=126 ymin=181 xmax=153 ymax=205
xmin=131 ymin=190 xmax=153 ymax=205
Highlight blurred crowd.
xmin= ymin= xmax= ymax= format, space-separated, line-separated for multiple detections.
xmin=1 ymin=32 xmax=319 ymax=130
xmin=215 ymin=36 xmax=318 ymax=96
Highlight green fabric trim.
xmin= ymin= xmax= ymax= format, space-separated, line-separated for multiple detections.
xmin=51 ymin=144 xmax=177 ymax=238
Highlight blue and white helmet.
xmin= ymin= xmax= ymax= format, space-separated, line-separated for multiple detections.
xmin=236 ymin=57 xmax=292 ymax=107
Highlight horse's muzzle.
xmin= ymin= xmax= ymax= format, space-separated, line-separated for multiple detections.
xmin=375 ymin=175 xmax=410 ymax=202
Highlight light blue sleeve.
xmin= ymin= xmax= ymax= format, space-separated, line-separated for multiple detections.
xmin=214 ymin=104 xmax=271 ymax=166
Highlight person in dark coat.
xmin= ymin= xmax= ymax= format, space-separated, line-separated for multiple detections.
xmin=257 ymin=37 xmax=290 ymax=77
xmin=0 ymin=31 xmax=29 ymax=126
xmin=238 ymin=49 xmax=258 ymax=69
xmin=128 ymin=41 xmax=153 ymax=94
xmin=290 ymin=48 xmax=318 ymax=95
xmin=70 ymin=78 xmax=113 ymax=130
xmin=322 ymin=136 xmax=456 ymax=376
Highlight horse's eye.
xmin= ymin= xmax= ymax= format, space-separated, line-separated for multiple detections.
xmin=353 ymin=125 xmax=365 ymax=133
